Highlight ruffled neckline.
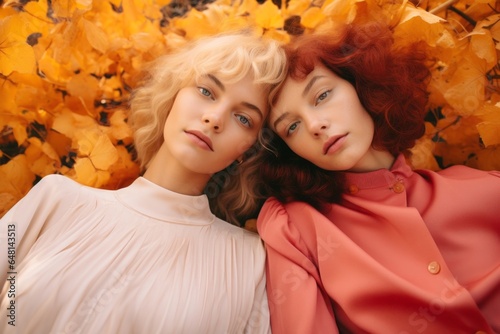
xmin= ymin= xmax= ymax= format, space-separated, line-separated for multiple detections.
xmin=115 ymin=177 xmax=215 ymax=225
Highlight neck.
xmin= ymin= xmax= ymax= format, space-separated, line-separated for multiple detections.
xmin=350 ymin=149 xmax=396 ymax=172
xmin=143 ymin=146 xmax=211 ymax=196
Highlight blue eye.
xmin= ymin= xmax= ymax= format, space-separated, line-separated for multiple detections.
xmin=236 ymin=115 xmax=251 ymax=127
xmin=199 ymin=87 xmax=213 ymax=98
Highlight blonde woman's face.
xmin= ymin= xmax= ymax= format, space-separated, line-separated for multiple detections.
xmin=161 ymin=72 xmax=267 ymax=176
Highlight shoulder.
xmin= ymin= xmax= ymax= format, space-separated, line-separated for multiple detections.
xmin=257 ymin=197 xmax=320 ymax=231
xmin=27 ymin=174 xmax=82 ymax=201
xmin=257 ymin=197 xmax=323 ymax=250
xmin=213 ymin=217 xmax=265 ymax=251
xmin=416 ymin=165 xmax=500 ymax=182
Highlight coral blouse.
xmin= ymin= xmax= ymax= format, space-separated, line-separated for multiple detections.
xmin=1 ymin=175 xmax=270 ymax=333
xmin=257 ymin=155 xmax=499 ymax=333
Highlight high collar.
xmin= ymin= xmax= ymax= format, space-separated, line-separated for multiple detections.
xmin=115 ymin=177 xmax=215 ymax=225
xmin=342 ymin=154 xmax=414 ymax=190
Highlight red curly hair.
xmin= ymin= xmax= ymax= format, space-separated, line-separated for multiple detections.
xmin=258 ymin=21 xmax=431 ymax=209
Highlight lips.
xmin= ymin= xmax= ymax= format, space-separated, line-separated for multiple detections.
xmin=185 ymin=130 xmax=213 ymax=151
xmin=323 ymin=134 xmax=347 ymax=155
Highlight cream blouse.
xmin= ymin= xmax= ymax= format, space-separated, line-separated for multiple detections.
xmin=0 ymin=175 xmax=270 ymax=333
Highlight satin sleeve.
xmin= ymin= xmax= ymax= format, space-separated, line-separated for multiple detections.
xmin=257 ymin=198 xmax=338 ymax=334
xmin=0 ymin=175 xmax=79 ymax=285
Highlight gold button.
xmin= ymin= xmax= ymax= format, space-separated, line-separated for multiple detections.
xmin=348 ymin=184 xmax=359 ymax=194
xmin=427 ymin=261 xmax=441 ymax=274
xmin=392 ymin=181 xmax=405 ymax=193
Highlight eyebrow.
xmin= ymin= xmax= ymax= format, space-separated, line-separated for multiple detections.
xmin=273 ymin=75 xmax=326 ymax=129
xmin=242 ymin=102 xmax=264 ymax=119
xmin=302 ymin=75 xmax=325 ymax=98
xmin=206 ymin=74 xmax=263 ymax=119
xmin=273 ymin=112 xmax=289 ymax=130
xmin=207 ymin=74 xmax=225 ymax=91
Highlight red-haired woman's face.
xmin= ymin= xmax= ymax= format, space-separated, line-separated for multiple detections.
xmin=270 ymin=64 xmax=392 ymax=172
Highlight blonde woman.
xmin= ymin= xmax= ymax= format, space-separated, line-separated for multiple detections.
xmin=0 ymin=31 xmax=286 ymax=333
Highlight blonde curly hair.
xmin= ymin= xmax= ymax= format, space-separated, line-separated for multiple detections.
xmin=129 ymin=30 xmax=287 ymax=225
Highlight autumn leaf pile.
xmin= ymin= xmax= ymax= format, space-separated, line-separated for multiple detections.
xmin=0 ymin=0 xmax=499 ymax=217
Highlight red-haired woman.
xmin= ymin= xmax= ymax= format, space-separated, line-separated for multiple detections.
xmin=256 ymin=22 xmax=500 ymax=333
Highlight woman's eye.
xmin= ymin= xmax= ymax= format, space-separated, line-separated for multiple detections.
xmin=236 ymin=114 xmax=251 ymax=128
xmin=286 ymin=122 xmax=298 ymax=136
xmin=315 ymin=90 xmax=331 ymax=105
xmin=198 ymin=87 xmax=213 ymax=99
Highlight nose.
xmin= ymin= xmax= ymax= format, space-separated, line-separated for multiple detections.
xmin=202 ymin=108 xmax=224 ymax=132
xmin=307 ymin=116 xmax=329 ymax=137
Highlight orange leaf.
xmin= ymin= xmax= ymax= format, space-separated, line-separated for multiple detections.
xmin=82 ymin=18 xmax=110 ymax=54
xmin=75 ymin=129 xmax=119 ymax=170
xmin=301 ymin=7 xmax=325 ymax=29
xmin=0 ymin=155 xmax=35 ymax=217
xmin=0 ymin=16 xmax=36 ymax=75
xmin=255 ymin=0 xmax=284 ymax=30
xmin=73 ymin=157 xmax=111 ymax=187
xmin=476 ymin=104 xmax=500 ymax=147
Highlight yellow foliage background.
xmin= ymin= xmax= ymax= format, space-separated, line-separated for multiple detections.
xmin=1 ymin=0 xmax=499 ymax=217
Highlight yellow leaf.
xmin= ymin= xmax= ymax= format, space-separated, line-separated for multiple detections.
xmin=321 ymin=0 xmax=360 ymax=23
xmin=25 ymin=137 xmax=58 ymax=176
xmin=66 ymin=73 xmax=100 ymax=110
xmin=8 ymin=120 xmax=28 ymax=146
xmin=73 ymin=157 xmax=110 ymax=187
xmin=476 ymin=104 xmax=500 ymax=147
xmin=286 ymin=0 xmax=312 ymax=16
xmin=37 ymin=52 xmax=73 ymax=84
xmin=255 ymin=0 xmax=284 ymax=30
xmin=82 ymin=18 xmax=110 ymax=53
xmin=172 ymin=9 xmax=218 ymax=39
xmin=399 ymin=4 xmax=444 ymax=25
xmin=0 ymin=16 xmax=36 ymax=75
xmin=0 ymin=155 xmax=35 ymax=217
xmin=409 ymin=137 xmax=440 ymax=170
xmin=108 ymin=109 xmax=133 ymax=142
xmin=104 ymin=145 xmax=140 ymax=190
xmin=75 ymin=128 xmax=119 ymax=169
xmin=475 ymin=147 xmax=500 ymax=170
xmin=301 ymin=7 xmax=325 ymax=29
xmin=52 ymin=109 xmax=96 ymax=138
xmin=469 ymin=27 xmax=497 ymax=70
xmin=442 ymin=52 xmax=487 ymax=116
xmin=89 ymin=133 xmax=119 ymax=170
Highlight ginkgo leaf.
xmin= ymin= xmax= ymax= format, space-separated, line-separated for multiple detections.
xmin=88 ymin=133 xmax=119 ymax=170
xmin=321 ymin=0 xmax=359 ymax=23
xmin=469 ymin=25 xmax=498 ymax=69
xmin=25 ymin=137 xmax=58 ymax=176
xmin=0 ymin=16 xmax=36 ymax=75
xmin=108 ymin=109 xmax=134 ymax=142
xmin=286 ymin=0 xmax=312 ymax=16
xmin=475 ymin=104 xmax=500 ymax=147
xmin=52 ymin=109 xmax=97 ymax=138
xmin=82 ymin=18 xmax=110 ymax=54
xmin=0 ymin=155 xmax=35 ymax=216
xmin=254 ymin=0 xmax=284 ymax=30
xmin=73 ymin=157 xmax=111 ymax=187
xmin=104 ymin=145 xmax=141 ymax=189
xmin=66 ymin=73 xmax=100 ymax=111
xmin=300 ymin=7 xmax=325 ymax=29
xmin=75 ymin=128 xmax=119 ymax=170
